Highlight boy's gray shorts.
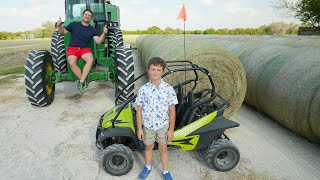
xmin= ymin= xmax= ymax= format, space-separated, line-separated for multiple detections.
xmin=143 ymin=124 xmax=169 ymax=145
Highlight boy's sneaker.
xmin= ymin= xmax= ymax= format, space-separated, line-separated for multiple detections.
xmin=138 ymin=166 xmax=151 ymax=180
xmin=162 ymin=172 xmax=173 ymax=180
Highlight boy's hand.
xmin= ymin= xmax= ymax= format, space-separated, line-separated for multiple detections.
xmin=166 ymin=129 xmax=174 ymax=142
xmin=137 ymin=128 xmax=144 ymax=141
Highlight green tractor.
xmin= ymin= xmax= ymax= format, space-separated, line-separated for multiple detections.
xmin=24 ymin=0 xmax=134 ymax=106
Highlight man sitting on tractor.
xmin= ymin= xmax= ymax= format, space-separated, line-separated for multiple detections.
xmin=56 ymin=9 xmax=108 ymax=93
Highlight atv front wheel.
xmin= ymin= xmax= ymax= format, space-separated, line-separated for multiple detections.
xmin=51 ymin=31 xmax=67 ymax=72
xmin=102 ymin=144 xmax=134 ymax=176
xmin=115 ymin=47 xmax=134 ymax=105
xmin=204 ymin=139 xmax=240 ymax=171
xmin=25 ymin=50 xmax=55 ymax=106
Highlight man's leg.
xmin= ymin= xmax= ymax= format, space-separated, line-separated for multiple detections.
xmin=68 ymin=55 xmax=82 ymax=79
xmin=80 ymin=53 xmax=94 ymax=81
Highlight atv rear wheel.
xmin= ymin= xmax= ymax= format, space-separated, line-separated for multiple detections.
xmin=25 ymin=50 xmax=55 ymax=106
xmin=115 ymin=47 xmax=134 ymax=105
xmin=51 ymin=31 xmax=67 ymax=72
xmin=102 ymin=144 xmax=134 ymax=176
xmin=205 ymin=139 xmax=240 ymax=171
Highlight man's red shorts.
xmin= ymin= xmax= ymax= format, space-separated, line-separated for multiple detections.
xmin=66 ymin=47 xmax=92 ymax=59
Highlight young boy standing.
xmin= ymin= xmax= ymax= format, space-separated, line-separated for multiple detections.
xmin=136 ymin=57 xmax=178 ymax=180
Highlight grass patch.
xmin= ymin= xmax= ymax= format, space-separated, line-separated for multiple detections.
xmin=0 ymin=74 xmax=21 ymax=86
xmin=0 ymin=65 xmax=24 ymax=76
xmin=124 ymin=35 xmax=140 ymax=48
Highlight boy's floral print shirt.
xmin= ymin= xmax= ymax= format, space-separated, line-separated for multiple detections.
xmin=136 ymin=80 xmax=178 ymax=130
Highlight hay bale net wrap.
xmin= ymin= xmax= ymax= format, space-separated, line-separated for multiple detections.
xmin=244 ymin=47 xmax=320 ymax=142
xmin=137 ymin=35 xmax=247 ymax=117
xmin=238 ymin=45 xmax=291 ymax=106
xmin=200 ymin=35 xmax=320 ymax=143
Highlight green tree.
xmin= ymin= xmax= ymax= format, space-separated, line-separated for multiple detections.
xmin=41 ymin=21 xmax=55 ymax=38
xmin=203 ymin=28 xmax=216 ymax=34
xmin=146 ymin=26 xmax=162 ymax=34
xmin=274 ymin=0 xmax=320 ymax=27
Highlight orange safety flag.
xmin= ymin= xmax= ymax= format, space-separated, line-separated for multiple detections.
xmin=177 ymin=4 xmax=187 ymax=21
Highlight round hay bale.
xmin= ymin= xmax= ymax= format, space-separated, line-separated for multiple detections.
xmin=310 ymin=88 xmax=320 ymax=139
xmin=201 ymin=35 xmax=320 ymax=143
xmin=137 ymin=35 xmax=247 ymax=117
xmin=255 ymin=47 xmax=320 ymax=142
xmin=238 ymin=45 xmax=290 ymax=107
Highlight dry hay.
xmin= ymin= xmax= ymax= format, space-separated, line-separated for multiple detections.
xmin=123 ymin=35 xmax=140 ymax=48
xmin=137 ymin=35 xmax=247 ymax=117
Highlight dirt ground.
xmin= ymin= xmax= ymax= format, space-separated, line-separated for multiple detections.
xmin=0 ymin=50 xmax=320 ymax=180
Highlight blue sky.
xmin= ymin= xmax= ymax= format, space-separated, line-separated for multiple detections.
xmin=0 ymin=0 xmax=300 ymax=32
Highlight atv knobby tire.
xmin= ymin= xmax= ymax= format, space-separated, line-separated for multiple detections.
xmin=25 ymin=50 xmax=55 ymax=106
xmin=102 ymin=144 xmax=134 ymax=176
xmin=205 ymin=139 xmax=240 ymax=171
xmin=51 ymin=31 xmax=67 ymax=72
xmin=115 ymin=47 xmax=134 ymax=105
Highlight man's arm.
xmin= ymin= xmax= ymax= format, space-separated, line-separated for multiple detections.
xmin=136 ymin=105 xmax=144 ymax=140
xmin=167 ymin=105 xmax=176 ymax=142
xmin=93 ymin=25 xmax=108 ymax=44
xmin=56 ymin=17 xmax=68 ymax=35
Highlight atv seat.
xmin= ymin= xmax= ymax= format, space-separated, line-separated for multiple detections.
xmin=175 ymin=89 xmax=216 ymax=129
xmin=175 ymin=91 xmax=196 ymax=129
xmin=175 ymin=84 xmax=184 ymax=117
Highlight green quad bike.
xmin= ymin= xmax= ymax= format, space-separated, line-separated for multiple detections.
xmin=24 ymin=0 xmax=134 ymax=106
xmin=95 ymin=61 xmax=240 ymax=176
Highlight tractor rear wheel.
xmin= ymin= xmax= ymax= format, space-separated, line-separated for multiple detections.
xmin=51 ymin=31 xmax=67 ymax=72
xmin=204 ymin=139 xmax=240 ymax=171
xmin=102 ymin=144 xmax=134 ymax=176
xmin=115 ymin=47 xmax=134 ymax=105
xmin=25 ymin=50 xmax=55 ymax=106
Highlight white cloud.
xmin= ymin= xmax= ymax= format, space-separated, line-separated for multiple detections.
xmin=0 ymin=8 xmax=19 ymax=16
xmin=200 ymin=0 xmax=216 ymax=7
xmin=130 ymin=0 xmax=149 ymax=5
xmin=224 ymin=1 xmax=241 ymax=14
xmin=224 ymin=1 xmax=262 ymax=17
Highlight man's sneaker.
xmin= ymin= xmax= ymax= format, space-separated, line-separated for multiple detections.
xmin=75 ymin=80 xmax=83 ymax=94
xmin=81 ymin=81 xmax=88 ymax=92
xmin=138 ymin=166 xmax=151 ymax=180
xmin=162 ymin=172 xmax=173 ymax=180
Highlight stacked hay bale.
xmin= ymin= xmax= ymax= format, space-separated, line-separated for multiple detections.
xmin=206 ymin=35 xmax=320 ymax=143
xmin=137 ymin=35 xmax=247 ymax=118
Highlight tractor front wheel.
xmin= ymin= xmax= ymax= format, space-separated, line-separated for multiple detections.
xmin=102 ymin=144 xmax=134 ymax=176
xmin=51 ymin=31 xmax=67 ymax=72
xmin=25 ymin=50 xmax=55 ymax=106
xmin=115 ymin=47 xmax=134 ymax=105
xmin=204 ymin=139 xmax=240 ymax=171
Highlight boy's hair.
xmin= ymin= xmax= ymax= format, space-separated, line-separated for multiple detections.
xmin=147 ymin=57 xmax=166 ymax=71
xmin=83 ymin=9 xmax=93 ymax=17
